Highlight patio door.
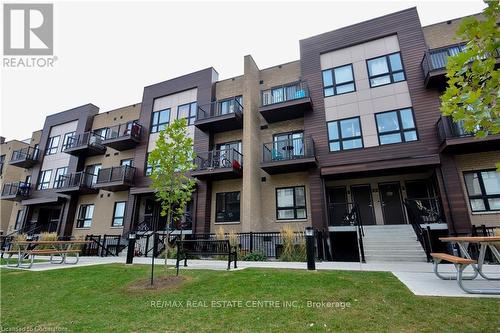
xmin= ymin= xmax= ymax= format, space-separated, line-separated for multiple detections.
xmin=273 ymin=132 xmax=304 ymax=160
xmin=379 ymin=182 xmax=405 ymax=225
xmin=351 ymin=185 xmax=375 ymax=225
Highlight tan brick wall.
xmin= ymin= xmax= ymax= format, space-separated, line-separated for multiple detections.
xmin=214 ymin=129 xmax=243 ymax=146
xmin=260 ymin=118 xmax=304 ymax=144
xmin=91 ymin=104 xmax=141 ymax=130
xmin=455 ymin=151 xmax=500 ymax=227
xmin=259 ymin=61 xmax=301 ymax=90
xmin=422 ymin=14 xmax=483 ymax=49
xmin=215 ymin=76 xmax=244 ymax=100
xmin=72 ymin=190 xmax=129 ymax=237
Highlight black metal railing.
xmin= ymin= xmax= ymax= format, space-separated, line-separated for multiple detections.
xmin=196 ymin=98 xmax=243 ymax=120
xmin=10 ymin=146 xmax=39 ymax=162
xmin=96 ymin=165 xmax=135 ymax=184
xmin=327 ymin=202 xmax=365 ymax=262
xmin=64 ymin=132 xmax=105 ymax=151
xmin=263 ymin=136 xmax=315 ymax=163
xmin=1 ymin=182 xmax=31 ymax=197
xmin=261 ymin=80 xmax=309 ymax=107
xmin=54 ymin=171 xmax=95 ymax=190
xmin=104 ymin=121 xmax=141 ymax=141
xmin=194 ymin=148 xmax=243 ymax=171
xmin=437 ymin=116 xmax=479 ymax=142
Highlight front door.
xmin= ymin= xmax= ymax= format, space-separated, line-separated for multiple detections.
xmin=351 ymin=185 xmax=375 ymax=225
xmin=327 ymin=186 xmax=348 ymax=226
xmin=379 ymin=182 xmax=405 ymax=225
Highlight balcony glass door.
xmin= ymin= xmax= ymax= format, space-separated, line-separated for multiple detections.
xmin=273 ymin=132 xmax=304 ymax=160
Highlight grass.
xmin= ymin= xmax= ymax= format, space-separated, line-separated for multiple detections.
xmin=1 ymin=264 xmax=499 ymax=332
xmin=0 ymin=258 xmax=46 ymax=265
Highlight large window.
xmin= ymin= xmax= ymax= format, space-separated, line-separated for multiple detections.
xmin=85 ymin=164 xmax=101 ymax=184
xmin=375 ymin=108 xmax=418 ymax=145
xmin=177 ymin=102 xmax=197 ymax=125
xmin=327 ymin=117 xmax=363 ymax=151
xmin=53 ymin=167 xmax=68 ymax=188
xmin=151 ymin=109 xmax=170 ymax=133
xmin=464 ymin=170 xmax=500 ymax=212
xmin=77 ymin=204 xmax=94 ymax=228
xmin=367 ymin=52 xmax=405 ymax=87
xmin=276 ymin=186 xmax=307 ymax=220
xmin=14 ymin=209 xmax=24 ymax=230
xmin=93 ymin=128 xmax=108 ymax=139
xmin=45 ymin=136 xmax=60 ymax=155
xmin=0 ymin=155 xmax=4 ymax=176
xmin=322 ymin=64 xmax=355 ymax=97
xmin=219 ymin=96 xmax=243 ymax=115
xmin=215 ymin=192 xmax=240 ymax=223
xmin=61 ymin=132 xmax=76 ymax=150
xmin=112 ymin=202 xmax=126 ymax=227
xmin=37 ymin=169 xmax=52 ymax=190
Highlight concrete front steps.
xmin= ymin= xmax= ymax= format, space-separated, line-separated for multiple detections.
xmin=362 ymin=224 xmax=428 ymax=262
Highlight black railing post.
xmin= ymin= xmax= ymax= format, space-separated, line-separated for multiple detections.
xmin=249 ymin=231 xmax=253 ymax=253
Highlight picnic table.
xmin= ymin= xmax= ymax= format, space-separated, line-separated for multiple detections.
xmin=3 ymin=240 xmax=91 ymax=269
xmin=431 ymin=236 xmax=500 ymax=294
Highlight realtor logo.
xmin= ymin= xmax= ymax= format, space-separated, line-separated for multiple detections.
xmin=3 ymin=3 xmax=53 ymax=55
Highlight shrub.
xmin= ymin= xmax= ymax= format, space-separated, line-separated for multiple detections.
xmin=242 ymin=251 xmax=267 ymax=261
xmin=279 ymin=226 xmax=306 ymax=262
xmin=13 ymin=233 xmax=27 ymax=251
xmin=39 ymin=232 xmax=58 ymax=249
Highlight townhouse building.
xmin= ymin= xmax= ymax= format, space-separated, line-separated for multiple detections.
xmin=1 ymin=8 xmax=498 ymax=261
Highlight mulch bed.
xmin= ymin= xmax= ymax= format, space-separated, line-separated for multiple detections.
xmin=126 ymin=275 xmax=189 ymax=291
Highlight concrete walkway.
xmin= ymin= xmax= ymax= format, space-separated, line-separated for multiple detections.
xmin=2 ymin=256 xmax=499 ymax=298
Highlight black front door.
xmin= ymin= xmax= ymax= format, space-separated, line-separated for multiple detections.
xmin=351 ymin=185 xmax=375 ymax=225
xmin=379 ymin=182 xmax=405 ymax=225
xmin=327 ymin=186 xmax=348 ymax=226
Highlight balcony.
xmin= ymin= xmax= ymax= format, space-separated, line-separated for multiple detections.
xmin=62 ymin=132 xmax=106 ymax=156
xmin=1 ymin=182 xmax=31 ymax=201
xmin=53 ymin=172 xmax=98 ymax=194
xmin=422 ymin=43 xmax=500 ymax=88
xmin=191 ymin=148 xmax=243 ymax=180
xmin=102 ymin=121 xmax=142 ymax=151
xmin=261 ymin=136 xmax=317 ymax=174
xmin=436 ymin=116 xmax=500 ymax=153
xmin=259 ymin=81 xmax=312 ymax=123
xmin=93 ymin=165 xmax=135 ymax=191
xmin=9 ymin=147 xmax=39 ymax=168
xmin=194 ymin=98 xmax=243 ymax=133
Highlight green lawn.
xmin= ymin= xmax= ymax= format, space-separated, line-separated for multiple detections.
xmin=1 ymin=264 xmax=499 ymax=332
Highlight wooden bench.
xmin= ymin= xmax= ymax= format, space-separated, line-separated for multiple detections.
xmin=430 ymin=252 xmax=492 ymax=294
xmin=176 ymin=240 xmax=237 ymax=271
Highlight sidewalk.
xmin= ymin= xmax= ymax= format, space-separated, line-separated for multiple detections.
xmin=2 ymin=255 xmax=499 ymax=298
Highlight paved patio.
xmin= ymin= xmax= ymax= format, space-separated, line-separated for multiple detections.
xmin=2 ymin=256 xmax=499 ymax=298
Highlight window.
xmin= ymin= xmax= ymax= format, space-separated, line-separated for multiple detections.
xmin=33 ymin=144 xmax=40 ymax=160
xmin=62 ymin=132 xmax=76 ymax=150
xmin=14 ymin=210 xmax=24 ymax=230
xmin=273 ymin=132 xmax=304 ymax=159
xmin=120 ymin=159 xmax=134 ymax=167
xmin=215 ymin=192 xmax=240 ymax=223
xmin=367 ymin=52 xmax=405 ymax=87
xmin=45 ymin=136 xmax=60 ymax=155
xmin=327 ymin=117 xmax=363 ymax=151
xmin=112 ymin=202 xmax=126 ymax=227
xmin=322 ymin=64 xmax=355 ymax=97
xmin=177 ymin=102 xmax=197 ymax=125
xmin=151 ymin=109 xmax=170 ymax=133
xmin=53 ymin=167 xmax=68 ymax=188
xmin=375 ymin=108 xmax=418 ymax=145
xmin=85 ymin=164 xmax=101 ymax=184
xmin=464 ymin=170 xmax=500 ymax=212
xmin=218 ymin=96 xmax=243 ymax=115
xmin=77 ymin=204 xmax=94 ymax=228
xmin=37 ymin=169 xmax=52 ymax=190
xmin=276 ymin=186 xmax=307 ymax=220
xmin=0 ymin=155 xmax=4 ymax=176
xmin=93 ymin=128 xmax=108 ymax=139
xmin=145 ymin=153 xmax=152 ymax=176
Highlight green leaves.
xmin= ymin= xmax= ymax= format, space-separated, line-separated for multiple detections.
xmin=147 ymin=118 xmax=197 ymax=227
xmin=440 ymin=0 xmax=499 ymax=137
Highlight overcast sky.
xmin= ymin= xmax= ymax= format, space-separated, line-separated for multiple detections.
xmin=1 ymin=0 xmax=486 ymax=141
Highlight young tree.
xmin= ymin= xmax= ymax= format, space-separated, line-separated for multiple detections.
xmin=440 ymin=1 xmax=499 ymax=139
xmin=147 ymin=118 xmax=197 ymax=283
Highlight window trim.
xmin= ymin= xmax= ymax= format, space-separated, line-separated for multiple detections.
xmin=322 ymin=63 xmax=356 ymax=97
xmin=112 ymin=201 xmax=126 ymax=227
xmin=150 ymin=108 xmax=171 ymax=133
xmin=327 ymin=116 xmax=364 ymax=152
xmin=76 ymin=204 xmax=94 ymax=229
xmin=375 ymin=108 xmax=418 ymax=146
xmin=45 ymin=135 xmax=60 ymax=155
xmin=275 ymin=186 xmax=307 ymax=220
xmin=215 ymin=191 xmax=241 ymax=223
xmin=366 ymin=52 xmax=406 ymax=88
xmin=176 ymin=102 xmax=197 ymax=126
xmin=463 ymin=169 xmax=500 ymax=213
